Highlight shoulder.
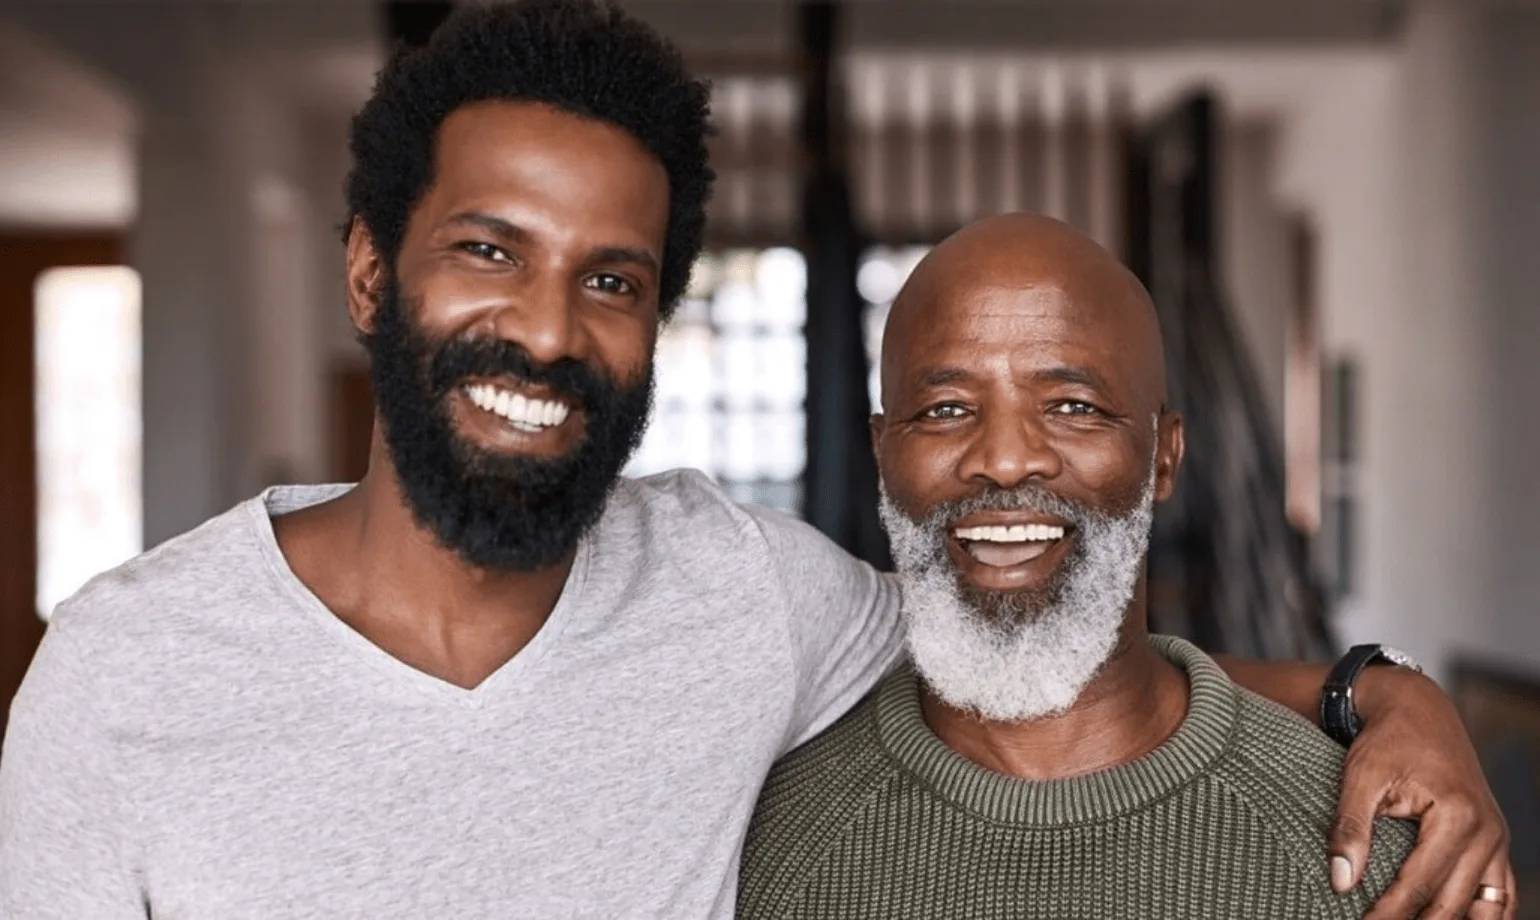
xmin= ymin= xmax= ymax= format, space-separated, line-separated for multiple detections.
xmin=604 ymin=469 xmax=771 ymax=554
xmin=1151 ymin=636 xmax=1414 ymax=915
xmin=606 ymin=468 xmax=885 ymax=598
xmin=1219 ymin=678 xmax=1417 ymax=910
xmin=595 ymin=470 xmax=786 ymax=596
xmin=609 ymin=468 xmax=837 ymax=555
xmin=740 ymin=672 xmax=898 ymax=910
xmin=610 ymin=467 xmax=750 ymax=523
xmin=46 ymin=495 xmax=273 ymax=653
xmin=8 ymin=498 xmax=267 ymax=767
xmin=34 ymin=491 xmax=308 ymax=724
xmin=756 ymin=672 xmax=892 ymax=810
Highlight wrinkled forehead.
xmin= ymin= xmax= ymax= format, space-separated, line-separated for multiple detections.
xmin=881 ymin=267 xmax=1163 ymax=403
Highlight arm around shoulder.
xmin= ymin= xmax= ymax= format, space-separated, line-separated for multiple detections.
xmin=748 ymin=505 xmax=905 ymax=750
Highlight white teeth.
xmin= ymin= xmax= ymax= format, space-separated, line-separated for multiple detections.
xmin=953 ymin=523 xmax=1066 ymax=543
xmin=463 ymin=384 xmax=571 ymax=430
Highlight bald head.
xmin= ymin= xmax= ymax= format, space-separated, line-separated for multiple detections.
xmin=869 ymin=213 xmax=1186 ymax=722
xmin=871 ymin=210 xmax=1185 ymax=537
xmin=880 ymin=213 xmax=1166 ymax=413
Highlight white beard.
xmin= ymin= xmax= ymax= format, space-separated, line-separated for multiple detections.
xmin=878 ymin=465 xmax=1156 ymax=723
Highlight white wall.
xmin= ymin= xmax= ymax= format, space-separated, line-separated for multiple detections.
xmin=1377 ymin=0 xmax=1501 ymax=677
xmin=1482 ymin=3 xmax=1540 ymax=663
xmin=1220 ymin=119 xmax=1292 ymax=432
xmin=4 ymin=2 xmax=373 ymax=544
xmin=995 ymin=12 xmax=1540 ymax=679
xmin=0 ymin=20 xmax=136 ymax=229
xmin=307 ymin=114 xmax=369 ymax=372
xmin=1273 ymin=0 xmax=1540 ymax=681
xmin=4 ymin=0 xmax=1535 ymax=670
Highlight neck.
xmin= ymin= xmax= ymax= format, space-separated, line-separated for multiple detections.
xmin=920 ymin=595 xmax=1189 ymax=781
xmin=273 ymin=431 xmax=576 ymax=688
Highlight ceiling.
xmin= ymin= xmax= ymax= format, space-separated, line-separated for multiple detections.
xmin=0 ymin=0 xmax=1510 ymax=229
xmin=0 ymin=18 xmax=137 ymax=228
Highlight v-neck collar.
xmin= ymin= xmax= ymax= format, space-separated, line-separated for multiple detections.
xmin=247 ymin=484 xmax=593 ymax=708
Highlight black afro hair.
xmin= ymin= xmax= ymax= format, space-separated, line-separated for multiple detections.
xmin=344 ymin=0 xmax=714 ymax=316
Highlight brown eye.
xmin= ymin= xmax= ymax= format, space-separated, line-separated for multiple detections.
xmin=922 ymin=403 xmax=969 ymax=421
xmin=586 ymin=273 xmax=634 ymax=296
xmin=1051 ymin=401 xmax=1098 ymax=416
xmin=460 ymin=242 xmax=512 ymax=263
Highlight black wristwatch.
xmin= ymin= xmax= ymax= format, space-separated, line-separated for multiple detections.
xmin=1320 ymin=644 xmax=1424 ymax=746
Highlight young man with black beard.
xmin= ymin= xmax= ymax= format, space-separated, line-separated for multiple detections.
xmin=0 ymin=3 xmax=1512 ymax=918
xmin=740 ymin=215 xmax=1516 ymax=920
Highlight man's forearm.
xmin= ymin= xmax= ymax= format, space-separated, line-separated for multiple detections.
xmin=1213 ymin=653 xmax=1438 ymax=728
xmin=1212 ymin=653 xmax=1328 ymax=722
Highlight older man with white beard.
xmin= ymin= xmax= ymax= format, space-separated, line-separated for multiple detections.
xmin=881 ymin=438 xmax=1158 ymax=724
xmin=737 ymin=214 xmax=1512 ymax=920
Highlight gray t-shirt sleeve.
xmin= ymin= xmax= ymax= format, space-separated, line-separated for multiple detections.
xmin=744 ymin=505 xmax=905 ymax=752
xmin=1 ymin=621 xmax=147 ymax=918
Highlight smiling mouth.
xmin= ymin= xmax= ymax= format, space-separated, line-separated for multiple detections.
xmin=953 ymin=523 xmax=1068 ymax=568
xmin=463 ymin=382 xmax=573 ymax=434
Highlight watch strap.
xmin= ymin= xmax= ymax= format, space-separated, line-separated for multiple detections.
xmin=1320 ymin=644 xmax=1386 ymax=745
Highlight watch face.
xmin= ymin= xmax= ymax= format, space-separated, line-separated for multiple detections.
xmin=1378 ymin=646 xmax=1424 ymax=673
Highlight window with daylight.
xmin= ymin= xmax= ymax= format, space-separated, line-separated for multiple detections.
xmin=624 ymin=248 xmax=808 ymax=514
xmin=34 ymin=265 xmax=143 ymax=619
xmin=857 ymin=245 xmax=931 ymax=410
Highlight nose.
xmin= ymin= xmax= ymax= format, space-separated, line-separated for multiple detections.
xmin=956 ymin=410 xmax=1062 ymax=489
xmin=492 ymin=273 xmax=590 ymax=367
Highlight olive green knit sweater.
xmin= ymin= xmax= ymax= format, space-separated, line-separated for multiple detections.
xmin=739 ymin=636 xmax=1415 ymax=920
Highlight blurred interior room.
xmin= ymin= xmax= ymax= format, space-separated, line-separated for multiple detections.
xmin=0 ymin=0 xmax=1536 ymax=899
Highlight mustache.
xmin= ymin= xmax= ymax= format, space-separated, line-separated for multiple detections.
xmin=909 ymin=483 xmax=1098 ymax=534
xmin=427 ymin=336 xmax=620 ymax=410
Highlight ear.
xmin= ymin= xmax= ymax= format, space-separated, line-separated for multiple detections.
xmin=869 ymin=412 xmax=886 ymax=465
xmin=345 ymin=217 xmax=388 ymax=336
xmin=1153 ymin=408 xmax=1185 ymax=503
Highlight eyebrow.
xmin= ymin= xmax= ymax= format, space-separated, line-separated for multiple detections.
xmin=445 ymin=211 xmax=660 ymax=277
xmin=916 ymin=367 xmax=973 ymax=389
xmin=445 ymin=211 xmax=530 ymax=243
xmin=589 ymin=246 xmax=660 ymax=277
xmin=1035 ymin=366 xmax=1111 ymax=391
xmin=912 ymin=364 xmax=1111 ymax=392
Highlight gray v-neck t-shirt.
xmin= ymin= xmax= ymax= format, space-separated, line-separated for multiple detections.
xmin=0 ymin=471 xmax=903 ymax=919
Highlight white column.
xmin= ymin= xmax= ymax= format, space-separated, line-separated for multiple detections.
xmin=905 ymin=59 xmax=933 ymax=236
xmin=1039 ymin=64 xmax=1067 ymax=222
xmin=18 ymin=3 xmax=337 ymax=542
xmin=130 ymin=18 xmax=254 ymax=545
xmin=1084 ymin=65 xmax=1121 ymax=253
xmin=1289 ymin=0 xmax=1503 ymax=681
xmin=948 ymin=63 xmax=977 ymax=227
xmin=853 ymin=60 xmax=888 ymax=235
xmin=994 ymin=62 xmax=1022 ymax=215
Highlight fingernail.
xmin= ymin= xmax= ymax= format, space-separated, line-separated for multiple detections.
xmin=1330 ymin=855 xmax=1353 ymax=893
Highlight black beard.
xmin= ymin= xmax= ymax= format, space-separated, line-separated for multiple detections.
xmin=362 ymin=278 xmax=654 ymax=571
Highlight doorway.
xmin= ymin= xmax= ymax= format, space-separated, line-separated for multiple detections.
xmin=0 ymin=232 xmax=124 ymax=746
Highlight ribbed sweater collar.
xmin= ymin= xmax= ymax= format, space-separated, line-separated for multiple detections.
xmin=875 ymin=635 xmax=1239 ymax=826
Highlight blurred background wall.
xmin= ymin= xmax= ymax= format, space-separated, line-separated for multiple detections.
xmin=1 ymin=0 xmax=1537 ymax=886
